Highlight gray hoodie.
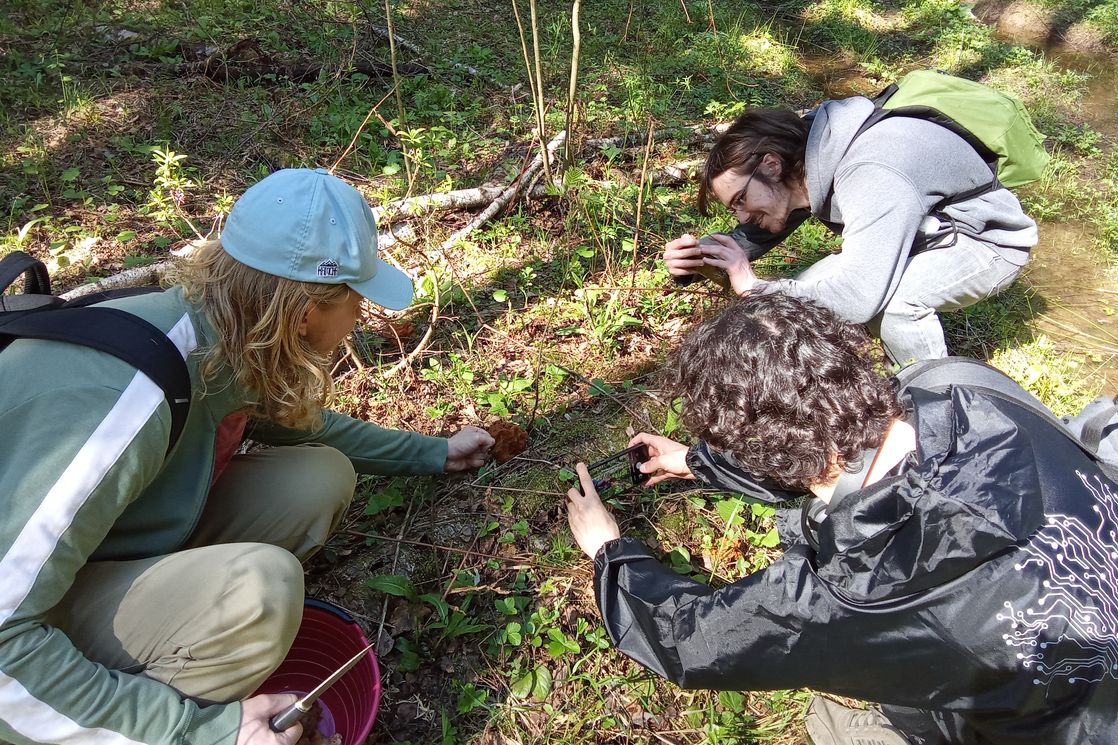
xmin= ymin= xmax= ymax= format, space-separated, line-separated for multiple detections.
xmin=730 ymin=97 xmax=1037 ymax=323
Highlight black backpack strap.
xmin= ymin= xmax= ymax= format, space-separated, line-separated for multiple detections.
xmin=0 ymin=307 xmax=191 ymax=453
xmin=0 ymin=250 xmax=52 ymax=296
xmin=64 ymin=286 xmax=165 ymax=308
xmin=1078 ymin=397 xmax=1118 ymax=454
xmin=850 ymin=98 xmax=1001 ymax=214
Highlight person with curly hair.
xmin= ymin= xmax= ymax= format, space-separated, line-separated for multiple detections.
xmin=0 ymin=169 xmax=493 ymax=745
xmin=567 ymin=294 xmax=1118 ymax=745
xmin=663 ymin=103 xmax=1036 ymax=365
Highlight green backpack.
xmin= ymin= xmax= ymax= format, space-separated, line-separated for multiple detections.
xmin=853 ymin=69 xmax=1050 ymax=200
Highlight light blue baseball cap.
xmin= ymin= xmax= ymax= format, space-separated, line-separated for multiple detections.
xmin=221 ymin=168 xmax=413 ymax=310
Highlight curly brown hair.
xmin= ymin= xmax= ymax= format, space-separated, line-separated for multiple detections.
xmin=671 ymin=294 xmax=902 ymax=488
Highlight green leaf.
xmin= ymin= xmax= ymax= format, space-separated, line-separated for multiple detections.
xmin=719 ymin=690 xmax=747 ymax=711
xmin=364 ymin=484 xmax=406 ymax=515
xmin=510 ymin=665 xmax=553 ymax=699
xmin=509 ymin=669 xmax=534 ymax=698
xmin=366 ymin=574 xmax=416 ymax=599
xmin=115 ymin=230 xmax=136 ymax=242
xmin=751 ymin=502 xmax=776 ymax=519
xmin=715 ymin=498 xmax=746 ymax=527
xmin=492 ymin=289 xmax=508 ymax=302
xmin=588 ymin=378 xmax=614 ymax=396
xmin=531 ymin=665 xmax=553 ymax=698
xmin=60 ymin=167 xmax=80 ymax=182
xmin=503 ymin=621 xmax=523 ymax=645
xmin=760 ymin=528 xmax=781 ymax=548
xmin=456 ymin=683 xmax=489 ymax=714
xmin=418 ymin=592 xmax=450 ymax=622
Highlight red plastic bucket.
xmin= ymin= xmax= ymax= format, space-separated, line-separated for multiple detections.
xmin=255 ymin=598 xmax=381 ymax=745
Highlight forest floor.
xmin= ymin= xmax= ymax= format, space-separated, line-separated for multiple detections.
xmin=2 ymin=0 xmax=1116 ymax=742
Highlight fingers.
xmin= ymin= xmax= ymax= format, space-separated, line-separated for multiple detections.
xmin=664 ymin=235 xmax=706 ymax=275
xmin=704 ymin=233 xmax=740 ymax=249
xmin=575 ymin=462 xmax=596 ymax=497
xmin=697 ymin=242 xmax=737 ymax=264
xmin=637 ymin=453 xmax=665 ymax=478
xmin=464 ymin=425 xmax=496 ymax=449
xmin=665 ymin=233 xmax=699 ymax=251
xmin=566 ymin=463 xmax=598 ymax=502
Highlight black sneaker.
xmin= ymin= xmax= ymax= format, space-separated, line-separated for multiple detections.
xmin=805 ymin=697 xmax=914 ymax=745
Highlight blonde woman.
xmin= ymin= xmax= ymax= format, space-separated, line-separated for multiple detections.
xmin=0 ymin=169 xmax=493 ymax=745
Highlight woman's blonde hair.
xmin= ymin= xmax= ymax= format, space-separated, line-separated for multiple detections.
xmin=167 ymin=239 xmax=351 ymax=430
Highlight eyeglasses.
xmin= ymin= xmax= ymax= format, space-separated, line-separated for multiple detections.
xmin=726 ymin=152 xmax=765 ymax=215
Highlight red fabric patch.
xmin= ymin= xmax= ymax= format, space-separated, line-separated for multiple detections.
xmin=211 ymin=411 xmax=249 ymax=487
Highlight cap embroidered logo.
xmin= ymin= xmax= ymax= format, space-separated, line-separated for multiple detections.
xmin=317 ymin=260 xmax=339 ymax=278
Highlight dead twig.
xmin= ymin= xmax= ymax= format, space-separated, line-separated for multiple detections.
xmin=628 ymin=117 xmax=656 ymax=296
xmin=382 ymin=267 xmax=439 ymax=379
xmin=438 ymin=129 xmax=567 ymax=251
xmin=553 ymin=363 xmax=650 ymax=425
xmin=374 ymin=499 xmax=414 ymax=655
xmin=347 ymin=529 xmax=531 ymax=565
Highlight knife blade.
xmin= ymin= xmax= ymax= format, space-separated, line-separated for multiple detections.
xmin=269 ymin=642 xmax=374 ymax=732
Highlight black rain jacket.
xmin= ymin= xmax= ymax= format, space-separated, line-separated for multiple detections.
xmin=593 ymin=386 xmax=1118 ymax=744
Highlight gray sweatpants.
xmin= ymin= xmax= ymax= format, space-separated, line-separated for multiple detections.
xmin=44 ymin=444 xmax=356 ymax=704
xmin=799 ymin=234 xmax=1026 ymax=365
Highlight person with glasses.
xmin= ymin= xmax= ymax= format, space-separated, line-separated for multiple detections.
xmin=664 ymin=104 xmax=1037 ymax=365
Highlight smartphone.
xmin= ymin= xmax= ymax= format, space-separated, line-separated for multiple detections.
xmin=584 ymin=443 xmax=650 ymax=492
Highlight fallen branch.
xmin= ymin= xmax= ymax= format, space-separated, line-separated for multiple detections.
xmin=61 ymin=262 xmax=171 ymax=301
xmin=437 ymin=129 xmax=567 ymax=251
xmin=60 ymin=225 xmax=415 ymax=301
xmin=95 ymin=35 xmax=430 ymax=85
xmin=373 ymin=185 xmax=508 ymax=223
xmin=374 ymin=157 xmax=701 ymax=226
xmin=379 ymin=131 xmax=566 ymax=378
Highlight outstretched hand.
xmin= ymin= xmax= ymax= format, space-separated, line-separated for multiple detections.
xmin=697 ymin=234 xmax=758 ymax=296
xmin=566 ymin=463 xmax=621 ymax=559
xmin=629 ymin=432 xmax=694 ymax=486
xmin=237 ymin=694 xmax=303 ymax=745
xmin=444 ymin=426 xmax=495 ymax=472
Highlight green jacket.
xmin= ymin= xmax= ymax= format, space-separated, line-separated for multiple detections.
xmin=0 ymin=286 xmax=447 ymax=745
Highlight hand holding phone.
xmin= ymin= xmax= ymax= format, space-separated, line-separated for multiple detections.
xmin=626 ymin=433 xmax=694 ymax=486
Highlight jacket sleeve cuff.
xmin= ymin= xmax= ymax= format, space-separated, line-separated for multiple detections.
xmin=183 ymin=700 xmax=242 ymax=745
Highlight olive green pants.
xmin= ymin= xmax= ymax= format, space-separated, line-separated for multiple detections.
xmin=46 ymin=444 xmax=356 ymax=704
